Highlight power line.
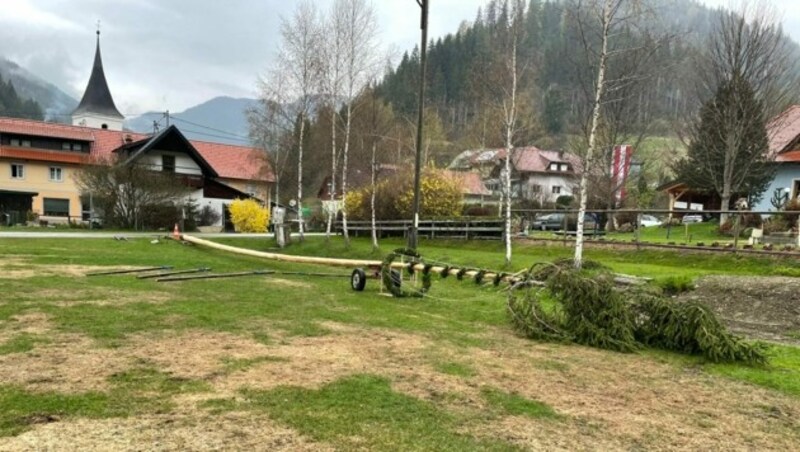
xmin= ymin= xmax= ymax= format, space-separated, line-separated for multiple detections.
xmin=169 ymin=116 xmax=251 ymax=140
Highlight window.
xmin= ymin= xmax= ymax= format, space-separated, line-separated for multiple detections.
xmin=21 ymin=140 xmax=31 ymax=147
xmin=10 ymin=164 xmax=24 ymax=179
xmin=49 ymin=166 xmax=63 ymax=182
xmin=552 ymin=186 xmax=562 ymax=194
xmin=43 ymin=198 xmax=70 ymax=217
xmin=101 ymin=124 xmax=108 ymax=130
xmin=162 ymin=155 xmax=176 ymax=173
xmin=73 ymin=143 xmax=83 ymax=152
xmin=559 ymin=164 xmax=568 ymax=172
xmin=549 ymin=163 xmax=558 ymax=171
xmin=62 ymin=142 xmax=72 ymax=150
xmin=530 ymin=184 xmax=542 ymax=193
xmin=10 ymin=138 xmax=19 ymax=147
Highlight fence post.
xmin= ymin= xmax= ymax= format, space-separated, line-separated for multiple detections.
xmin=733 ymin=214 xmax=740 ymax=253
xmin=562 ymin=213 xmax=568 ymax=247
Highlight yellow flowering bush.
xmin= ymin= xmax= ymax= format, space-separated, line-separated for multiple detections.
xmin=228 ymin=199 xmax=270 ymax=232
xmin=345 ymin=169 xmax=464 ymax=220
xmin=396 ymin=170 xmax=463 ymax=218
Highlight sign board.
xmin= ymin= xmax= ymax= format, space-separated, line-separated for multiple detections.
xmin=689 ymin=203 xmax=704 ymax=211
xmin=674 ymin=201 xmax=688 ymax=209
xmin=272 ymin=207 xmax=286 ymax=225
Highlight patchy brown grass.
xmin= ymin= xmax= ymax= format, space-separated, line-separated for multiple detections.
xmin=0 ymin=412 xmax=333 ymax=452
xmin=0 ymin=257 xmax=135 ymax=280
xmin=0 ymin=318 xmax=798 ymax=450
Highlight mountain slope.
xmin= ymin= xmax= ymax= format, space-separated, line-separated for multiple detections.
xmin=0 ymin=58 xmax=77 ymax=120
xmin=126 ymin=96 xmax=256 ymax=145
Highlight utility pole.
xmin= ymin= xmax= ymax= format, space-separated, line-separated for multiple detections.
xmin=409 ymin=0 xmax=428 ymax=250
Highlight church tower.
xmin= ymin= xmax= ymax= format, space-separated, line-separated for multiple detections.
xmin=71 ymin=29 xmax=124 ymax=130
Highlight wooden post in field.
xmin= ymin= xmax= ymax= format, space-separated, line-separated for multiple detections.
xmin=635 ymin=213 xmax=641 ymax=250
xmin=732 ymin=214 xmax=740 ymax=253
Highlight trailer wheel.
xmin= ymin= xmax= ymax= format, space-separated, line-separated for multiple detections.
xmin=351 ymin=268 xmax=367 ymax=291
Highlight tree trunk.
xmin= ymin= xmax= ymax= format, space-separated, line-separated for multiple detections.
xmin=370 ymin=140 xmax=378 ymax=251
xmin=720 ymin=191 xmax=731 ymax=224
xmin=325 ymin=108 xmax=337 ymax=241
xmin=504 ymin=33 xmax=518 ymax=267
xmin=575 ymin=0 xmax=612 ymax=270
xmin=297 ymin=114 xmax=305 ymax=241
xmin=341 ymin=102 xmax=352 ymax=247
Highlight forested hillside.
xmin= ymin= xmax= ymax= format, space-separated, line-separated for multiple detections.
xmin=0 ymin=73 xmax=43 ymax=120
xmin=377 ymin=0 xmax=797 ymax=155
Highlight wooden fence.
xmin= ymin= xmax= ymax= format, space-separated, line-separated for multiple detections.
xmin=336 ymin=219 xmax=504 ymax=240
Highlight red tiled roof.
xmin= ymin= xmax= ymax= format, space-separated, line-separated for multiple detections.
xmin=0 ymin=116 xmax=273 ymax=182
xmin=0 ymin=117 xmax=95 ymax=141
xmin=768 ymin=105 xmax=800 ymax=156
xmin=194 ymin=141 xmax=274 ymax=183
xmin=445 ymin=170 xmax=492 ymax=196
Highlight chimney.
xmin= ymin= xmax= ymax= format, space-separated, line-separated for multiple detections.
xmin=124 ymin=134 xmax=133 ymax=144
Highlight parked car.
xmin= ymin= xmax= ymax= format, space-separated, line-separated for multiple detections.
xmin=681 ymin=214 xmax=703 ymax=224
xmin=639 ymin=214 xmax=662 ymax=227
xmin=532 ymin=213 xmax=599 ymax=231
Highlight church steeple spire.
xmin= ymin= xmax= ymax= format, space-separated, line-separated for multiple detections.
xmin=72 ymin=27 xmax=124 ymax=130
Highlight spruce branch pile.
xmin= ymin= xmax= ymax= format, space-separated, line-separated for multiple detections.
xmin=508 ymin=261 xmax=766 ymax=364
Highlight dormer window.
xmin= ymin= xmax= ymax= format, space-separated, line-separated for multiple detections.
xmin=559 ymin=163 xmax=568 ymax=171
xmin=162 ymin=155 xmax=176 ymax=173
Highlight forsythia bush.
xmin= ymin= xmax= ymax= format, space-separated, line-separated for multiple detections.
xmin=345 ymin=169 xmax=464 ymax=220
xmin=228 ymin=199 xmax=270 ymax=232
xmin=396 ymin=170 xmax=463 ymax=218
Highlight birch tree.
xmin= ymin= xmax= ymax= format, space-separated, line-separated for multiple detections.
xmin=334 ymin=0 xmax=380 ymax=246
xmin=495 ymin=0 xmax=529 ymax=266
xmin=276 ymin=1 xmax=323 ymax=241
xmin=573 ymin=0 xmax=618 ymax=269
xmin=321 ymin=5 xmax=346 ymax=241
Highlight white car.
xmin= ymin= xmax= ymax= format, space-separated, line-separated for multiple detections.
xmin=639 ymin=215 xmax=662 ymax=227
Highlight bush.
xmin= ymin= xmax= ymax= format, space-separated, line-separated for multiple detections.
xmin=555 ymin=195 xmax=574 ymax=207
xmin=196 ymin=205 xmax=221 ymax=227
xmin=655 ymin=275 xmax=695 ymax=296
xmin=719 ymin=213 xmax=763 ymax=236
xmin=763 ymin=216 xmax=789 ymax=234
xmin=780 ymin=198 xmax=800 ymax=226
xmin=463 ymin=205 xmax=494 ymax=217
xmin=346 ymin=169 xmax=464 ymax=221
xmin=228 ymin=199 xmax=270 ymax=232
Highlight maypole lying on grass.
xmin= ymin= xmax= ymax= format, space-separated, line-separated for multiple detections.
xmin=178 ymin=234 xmax=764 ymax=364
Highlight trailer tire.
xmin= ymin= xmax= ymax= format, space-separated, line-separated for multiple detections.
xmin=351 ymin=268 xmax=367 ymax=291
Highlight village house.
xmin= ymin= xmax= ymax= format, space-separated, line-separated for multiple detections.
xmin=755 ymin=104 xmax=800 ymax=212
xmin=0 ymin=31 xmax=273 ymax=226
xmin=448 ymin=146 xmax=580 ymax=204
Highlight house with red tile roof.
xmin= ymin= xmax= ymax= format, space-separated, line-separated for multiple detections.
xmin=448 ymin=146 xmax=580 ymax=203
xmin=753 ymin=104 xmax=800 ymax=212
xmin=0 ymin=31 xmax=273 ymax=226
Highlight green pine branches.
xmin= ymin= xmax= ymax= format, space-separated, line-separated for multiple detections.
xmin=508 ymin=261 xmax=766 ymax=364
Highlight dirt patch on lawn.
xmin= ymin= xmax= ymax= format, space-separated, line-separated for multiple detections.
xmin=0 ymin=256 xmax=143 ymax=280
xmin=679 ymin=275 xmax=800 ymax=344
xmin=0 ymin=312 xmax=54 ymax=344
xmin=0 ymin=334 xmax=130 ymax=392
xmin=0 ymin=412 xmax=333 ymax=452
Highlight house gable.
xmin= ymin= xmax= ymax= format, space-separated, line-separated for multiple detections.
xmin=116 ymin=125 xmax=218 ymax=178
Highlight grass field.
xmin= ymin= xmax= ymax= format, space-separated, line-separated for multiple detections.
xmin=1 ymin=235 xmax=799 ymax=450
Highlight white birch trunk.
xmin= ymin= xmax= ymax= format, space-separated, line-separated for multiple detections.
xmin=574 ymin=0 xmax=612 ymax=269
xmin=325 ymin=109 xmax=337 ymax=240
xmin=504 ymin=34 xmax=517 ymax=267
xmin=370 ymin=140 xmax=378 ymax=250
xmin=341 ymin=102 xmax=352 ymax=246
xmin=297 ymin=115 xmax=306 ymax=241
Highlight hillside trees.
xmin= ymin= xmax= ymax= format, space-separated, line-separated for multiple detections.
xmin=0 ymin=74 xmax=43 ymax=120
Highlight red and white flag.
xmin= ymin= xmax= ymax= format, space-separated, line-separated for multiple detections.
xmin=611 ymin=145 xmax=633 ymax=206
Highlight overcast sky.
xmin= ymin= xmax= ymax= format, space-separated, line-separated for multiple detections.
xmin=0 ymin=0 xmax=797 ymax=115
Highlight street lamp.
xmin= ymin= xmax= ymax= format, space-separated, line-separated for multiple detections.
xmin=409 ymin=0 xmax=428 ymax=250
